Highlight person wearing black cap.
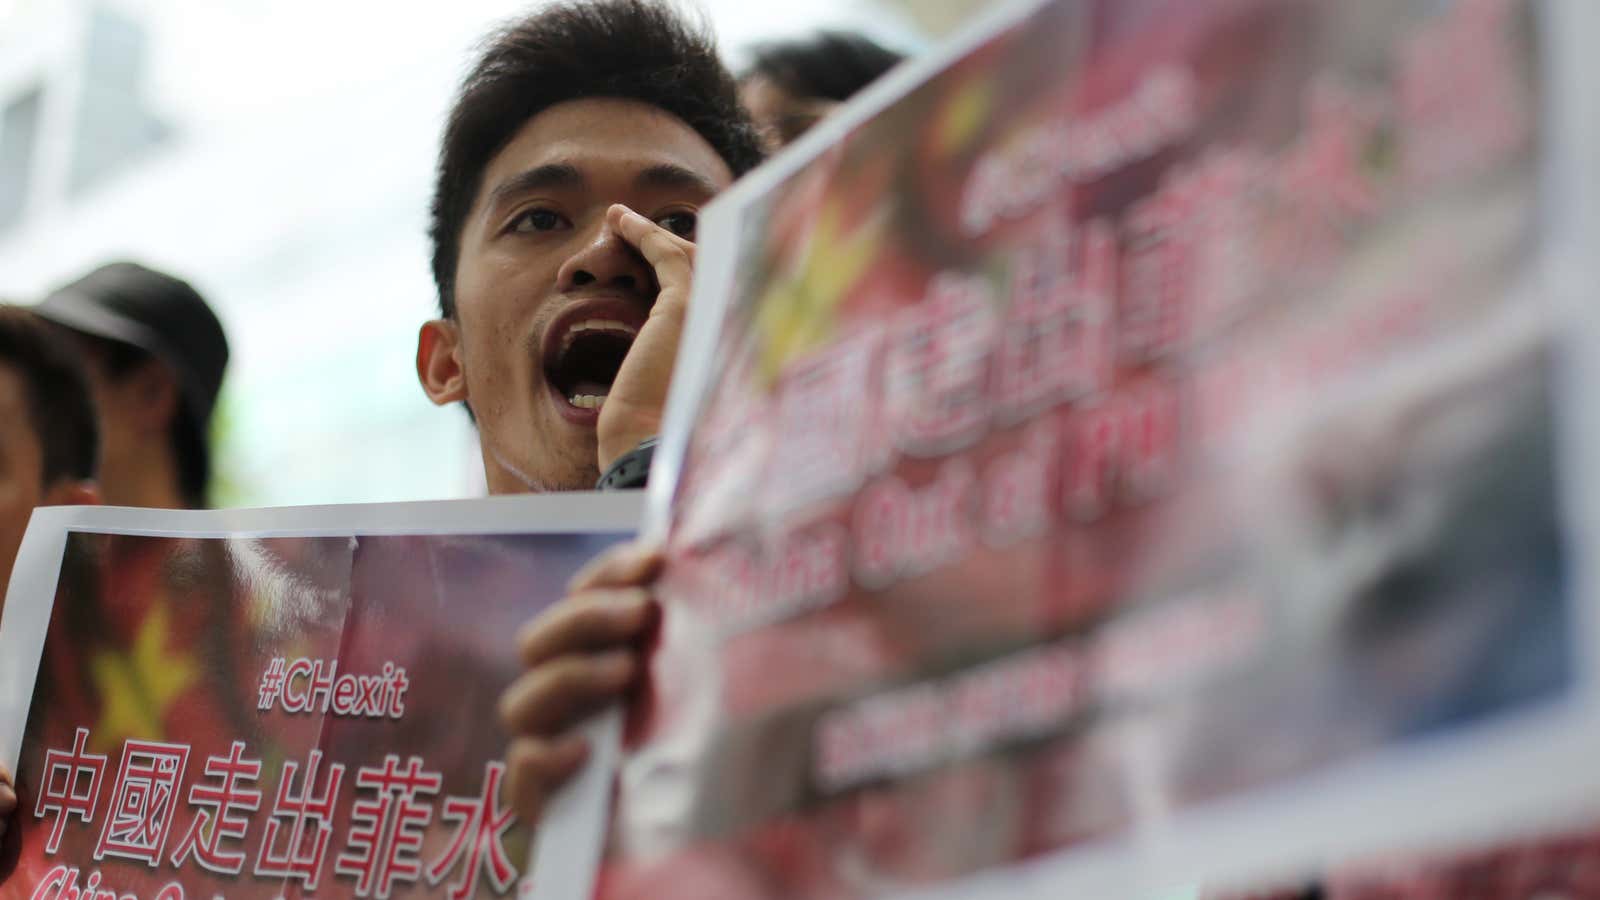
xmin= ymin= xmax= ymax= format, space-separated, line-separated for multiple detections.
xmin=34 ymin=262 xmax=229 ymax=509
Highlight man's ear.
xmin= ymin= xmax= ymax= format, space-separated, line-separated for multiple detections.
xmin=417 ymin=319 xmax=468 ymax=407
xmin=42 ymin=479 xmax=99 ymax=507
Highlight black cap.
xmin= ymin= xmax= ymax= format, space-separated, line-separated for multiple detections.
xmin=34 ymin=262 xmax=229 ymax=495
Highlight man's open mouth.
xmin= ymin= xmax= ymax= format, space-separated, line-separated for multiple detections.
xmin=541 ymin=300 xmax=645 ymax=418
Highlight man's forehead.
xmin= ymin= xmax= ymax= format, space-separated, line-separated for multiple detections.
xmin=481 ymin=98 xmax=734 ymax=199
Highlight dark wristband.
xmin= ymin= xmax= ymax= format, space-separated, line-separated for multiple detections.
xmin=596 ymin=437 xmax=659 ymax=491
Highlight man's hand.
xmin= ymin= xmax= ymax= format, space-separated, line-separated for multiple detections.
xmin=0 ymin=761 xmax=15 ymax=841
xmin=597 ymin=204 xmax=696 ymax=474
xmin=501 ymin=541 xmax=662 ymax=824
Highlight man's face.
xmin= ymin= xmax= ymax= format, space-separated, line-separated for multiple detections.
xmin=431 ymin=98 xmax=734 ymax=493
xmin=0 ymin=364 xmax=47 ymax=592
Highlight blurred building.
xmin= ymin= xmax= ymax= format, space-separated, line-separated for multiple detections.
xmin=0 ymin=0 xmax=917 ymax=506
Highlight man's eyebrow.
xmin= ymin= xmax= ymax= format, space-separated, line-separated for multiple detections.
xmin=635 ymin=163 xmax=722 ymax=197
xmin=488 ymin=163 xmax=585 ymax=207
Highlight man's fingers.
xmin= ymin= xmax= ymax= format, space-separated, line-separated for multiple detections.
xmin=568 ymin=540 xmax=665 ymax=592
xmin=504 ymin=734 xmax=589 ymax=823
xmin=607 ymin=204 xmax=696 ymax=261
xmin=607 ymin=205 xmax=695 ymax=294
xmin=516 ymin=588 xmax=654 ymax=668
xmin=498 ymin=650 xmax=638 ymax=736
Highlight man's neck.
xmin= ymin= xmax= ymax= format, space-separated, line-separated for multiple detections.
xmin=100 ymin=450 xmax=188 ymax=509
xmin=481 ymin=443 xmax=576 ymax=494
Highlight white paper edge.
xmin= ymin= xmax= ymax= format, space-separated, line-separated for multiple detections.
xmin=0 ymin=491 xmax=644 ymax=900
xmin=527 ymin=708 xmax=622 ymax=900
xmin=0 ymin=505 xmax=77 ymax=772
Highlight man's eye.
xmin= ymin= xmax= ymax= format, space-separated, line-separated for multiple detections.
xmin=655 ymin=211 xmax=698 ymax=239
xmin=512 ymin=208 xmax=567 ymax=233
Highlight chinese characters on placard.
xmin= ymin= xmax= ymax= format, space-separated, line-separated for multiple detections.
xmin=28 ymin=658 xmax=517 ymax=900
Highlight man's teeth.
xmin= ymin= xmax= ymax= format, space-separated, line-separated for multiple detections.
xmin=569 ymin=394 xmax=607 ymax=410
xmin=572 ymin=319 xmax=638 ymax=335
xmin=564 ymin=319 xmax=639 ymax=350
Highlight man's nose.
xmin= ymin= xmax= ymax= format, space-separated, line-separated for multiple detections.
xmin=556 ymin=219 xmax=653 ymax=293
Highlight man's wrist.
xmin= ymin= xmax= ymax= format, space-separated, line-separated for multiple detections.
xmin=596 ymin=437 xmax=658 ymax=491
xmin=597 ymin=407 xmax=662 ymax=476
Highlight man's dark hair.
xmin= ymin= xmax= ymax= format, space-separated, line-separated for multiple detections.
xmin=0 ymin=306 xmax=98 ymax=486
xmin=745 ymin=31 xmax=905 ymax=104
xmin=429 ymin=0 xmax=767 ymax=317
xmin=72 ymin=333 xmax=209 ymax=508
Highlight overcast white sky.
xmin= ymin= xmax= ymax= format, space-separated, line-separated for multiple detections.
xmin=132 ymin=0 xmax=923 ymax=133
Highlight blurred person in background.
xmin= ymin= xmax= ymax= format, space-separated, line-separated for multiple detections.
xmin=740 ymin=30 xmax=906 ymax=148
xmin=34 ymin=262 xmax=229 ymax=510
xmin=0 ymin=304 xmax=101 ymax=843
xmin=412 ymin=0 xmax=764 ymax=824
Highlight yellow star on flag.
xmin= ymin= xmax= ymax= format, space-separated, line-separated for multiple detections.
xmin=89 ymin=602 xmax=199 ymax=751
xmin=755 ymin=200 xmax=886 ymax=383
